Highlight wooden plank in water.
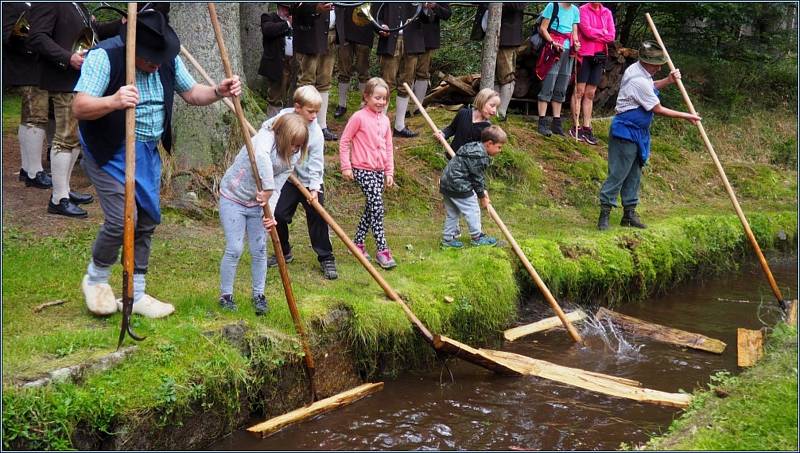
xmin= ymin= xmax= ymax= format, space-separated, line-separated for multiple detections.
xmin=247 ymin=382 xmax=384 ymax=438
xmin=737 ymin=328 xmax=764 ymax=368
xmin=595 ymin=307 xmax=726 ymax=354
xmin=433 ymin=335 xmax=523 ymax=376
xmin=483 ymin=349 xmax=692 ymax=408
xmin=504 ymin=310 xmax=589 ymax=342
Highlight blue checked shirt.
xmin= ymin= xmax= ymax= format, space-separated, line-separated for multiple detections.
xmin=74 ymin=48 xmax=196 ymax=143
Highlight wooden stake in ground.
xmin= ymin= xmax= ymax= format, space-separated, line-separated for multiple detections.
xmin=645 ymin=13 xmax=788 ymax=313
xmin=207 ymin=2 xmax=317 ymax=402
xmin=737 ymin=328 xmax=764 ymax=367
xmin=404 ymin=82 xmax=583 ymax=344
xmin=118 ymin=2 xmax=145 ymax=349
xmin=596 ymin=308 xmax=726 ymax=354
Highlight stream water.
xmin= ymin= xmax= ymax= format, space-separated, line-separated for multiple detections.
xmin=213 ymin=255 xmax=797 ymax=450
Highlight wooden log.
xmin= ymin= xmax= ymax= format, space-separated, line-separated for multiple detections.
xmin=786 ymin=300 xmax=798 ymax=327
xmin=247 ymin=382 xmax=384 ymax=438
xmin=595 ymin=307 xmax=726 ymax=354
xmin=433 ymin=335 xmax=523 ymax=376
xmin=482 ymin=350 xmax=692 ymax=408
xmin=737 ymin=328 xmax=764 ymax=367
xmin=504 ymin=310 xmax=589 ymax=342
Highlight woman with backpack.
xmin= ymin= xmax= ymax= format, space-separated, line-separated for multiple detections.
xmin=535 ymin=2 xmax=581 ymax=137
xmin=569 ymin=2 xmax=616 ymax=145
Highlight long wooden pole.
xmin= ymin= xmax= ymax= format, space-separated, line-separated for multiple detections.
xmin=207 ymin=3 xmax=317 ymax=401
xmin=644 ymin=13 xmax=787 ymax=311
xmin=403 ymin=82 xmax=583 ymax=343
xmin=118 ymin=2 xmax=145 ymax=349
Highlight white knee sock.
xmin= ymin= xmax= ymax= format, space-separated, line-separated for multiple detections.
xmin=499 ymin=82 xmax=515 ymax=117
xmin=133 ymin=273 xmax=145 ymax=303
xmin=394 ymin=96 xmax=409 ymax=131
xmin=50 ymin=147 xmax=72 ymax=203
xmin=18 ymin=124 xmax=46 ymax=177
xmin=69 ymin=147 xmax=81 ymax=176
xmin=338 ymin=82 xmax=349 ymax=108
xmin=317 ymin=91 xmax=329 ymax=129
xmin=412 ymin=80 xmax=428 ymax=107
xmin=87 ymin=261 xmax=111 ymax=285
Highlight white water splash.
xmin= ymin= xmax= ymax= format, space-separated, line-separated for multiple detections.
xmin=581 ymin=315 xmax=643 ymax=359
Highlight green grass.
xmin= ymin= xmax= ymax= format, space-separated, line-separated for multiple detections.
xmin=3 ymin=91 xmax=21 ymax=132
xmin=642 ymin=323 xmax=798 ymax=450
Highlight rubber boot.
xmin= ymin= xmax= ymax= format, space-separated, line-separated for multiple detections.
xmin=597 ymin=204 xmax=612 ymax=231
xmin=620 ymin=205 xmax=647 ymax=229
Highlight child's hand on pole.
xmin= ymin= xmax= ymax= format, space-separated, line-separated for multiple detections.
xmin=480 ymin=192 xmax=490 ymax=208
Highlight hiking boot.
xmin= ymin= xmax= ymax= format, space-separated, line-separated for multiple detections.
xmin=597 ymin=204 xmax=612 ymax=231
xmin=353 ymin=243 xmax=371 ymax=261
xmin=471 ymin=233 xmax=498 ymax=247
xmin=582 ymin=127 xmax=599 ymax=145
xmin=537 ymin=117 xmax=552 ymax=137
xmin=219 ymin=294 xmax=237 ymax=312
xmin=568 ymin=125 xmax=584 ymax=142
xmin=21 ymin=170 xmax=53 ymax=188
xmin=321 ymin=259 xmax=338 ymax=280
xmin=322 ymin=128 xmax=338 ymax=141
xmin=441 ymin=238 xmax=464 ymax=248
xmin=620 ymin=206 xmax=647 ymax=229
xmin=253 ymin=293 xmax=269 ymax=316
xmin=393 ymin=127 xmax=418 ymax=138
xmin=48 ymin=198 xmax=88 ymax=218
xmin=333 ymin=106 xmax=347 ymax=119
xmin=551 ymin=117 xmax=565 ymax=136
xmin=376 ymin=249 xmax=397 ymax=269
xmin=267 ymin=252 xmax=294 ymax=268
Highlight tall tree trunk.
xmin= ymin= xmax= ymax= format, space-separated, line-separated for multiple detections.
xmin=240 ymin=2 xmax=271 ymax=91
xmin=618 ymin=3 xmax=642 ymax=47
xmin=479 ymin=3 xmax=502 ymax=90
xmin=171 ymin=2 xmax=245 ymax=170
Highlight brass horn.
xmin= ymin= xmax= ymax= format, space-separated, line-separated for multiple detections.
xmin=352 ymin=2 xmax=423 ymax=32
xmin=10 ymin=4 xmax=32 ymax=55
xmin=351 ymin=2 xmax=374 ymax=28
xmin=71 ymin=27 xmax=97 ymax=54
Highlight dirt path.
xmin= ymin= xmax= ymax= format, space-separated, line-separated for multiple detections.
xmin=3 ymin=132 xmax=101 ymax=236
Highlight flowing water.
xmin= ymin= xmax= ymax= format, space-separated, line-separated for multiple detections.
xmin=213 ymin=256 xmax=797 ymax=450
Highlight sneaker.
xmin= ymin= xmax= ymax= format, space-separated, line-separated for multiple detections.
xmin=267 ymin=252 xmax=294 ymax=268
xmin=219 ymin=294 xmax=237 ymax=311
xmin=320 ymin=259 xmax=338 ymax=280
xmin=353 ymin=243 xmax=371 ymax=261
xmin=116 ymin=294 xmax=175 ymax=319
xmin=581 ymin=127 xmax=599 ymax=146
xmin=537 ymin=117 xmax=552 ymax=137
xmin=441 ymin=238 xmax=464 ymax=248
xmin=253 ymin=293 xmax=269 ymax=316
xmin=551 ymin=117 xmax=565 ymax=136
xmin=471 ymin=233 xmax=498 ymax=247
xmin=568 ymin=125 xmax=584 ymax=142
xmin=375 ymin=249 xmax=397 ymax=269
xmin=393 ymin=127 xmax=418 ymax=138
xmin=82 ymin=274 xmax=117 ymax=316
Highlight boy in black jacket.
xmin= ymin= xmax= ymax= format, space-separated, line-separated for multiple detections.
xmin=439 ymin=126 xmax=507 ymax=248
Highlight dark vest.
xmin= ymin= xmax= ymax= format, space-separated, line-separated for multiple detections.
xmin=79 ymin=41 xmax=176 ymax=166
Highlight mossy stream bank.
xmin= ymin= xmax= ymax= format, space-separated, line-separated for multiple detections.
xmin=2 ymin=210 xmax=795 ymax=450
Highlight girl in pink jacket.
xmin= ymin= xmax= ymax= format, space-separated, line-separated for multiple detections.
xmin=570 ymin=2 xmax=616 ymax=145
xmin=339 ymin=77 xmax=397 ymax=269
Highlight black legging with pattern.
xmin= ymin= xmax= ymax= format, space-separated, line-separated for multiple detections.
xmin=353 ymin=168 xmax=388 ymax=251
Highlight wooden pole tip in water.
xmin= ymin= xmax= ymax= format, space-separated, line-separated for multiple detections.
xmin=737 ymin=328 xmax=765 ymax=368
xmin=504 ymin=310 xmax=588 ymax=342
xmin=246 ymin=382 xmax=384 ymax=438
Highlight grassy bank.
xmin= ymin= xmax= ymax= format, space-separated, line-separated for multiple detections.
xmin=641 ymin=323 xmax=798 ymax=450
xmin=2 ymin=73 xmax=797 ymax=449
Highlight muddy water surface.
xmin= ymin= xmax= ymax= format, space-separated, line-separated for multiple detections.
xmin=213 ymin=256 xmax=797 ymax=450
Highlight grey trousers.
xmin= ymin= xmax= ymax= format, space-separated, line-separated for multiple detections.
xmin=442 ymin=193 xmax=482 ymax=240
xmin=82 ymin=154 xmax=157 ymax=274
xmin=538 ymin=46 xmax=573 ymax=103
xmin=598 ymin=136 xmax=642 ymax=207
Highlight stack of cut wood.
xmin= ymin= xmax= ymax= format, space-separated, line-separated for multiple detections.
xmin=424 ymin=42 xmax=638 ymax=113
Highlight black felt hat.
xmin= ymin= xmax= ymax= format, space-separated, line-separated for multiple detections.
xmin=120 ymin=10 xmax=179 ymax=64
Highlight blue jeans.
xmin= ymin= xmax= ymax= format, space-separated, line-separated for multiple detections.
xmin=219 ymin=196 xmax=268 ymax=296
xmin=599 ymin=136 xmax=642 ymax=207
xmin=442 ymin=194 xmax=482 ymax=240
